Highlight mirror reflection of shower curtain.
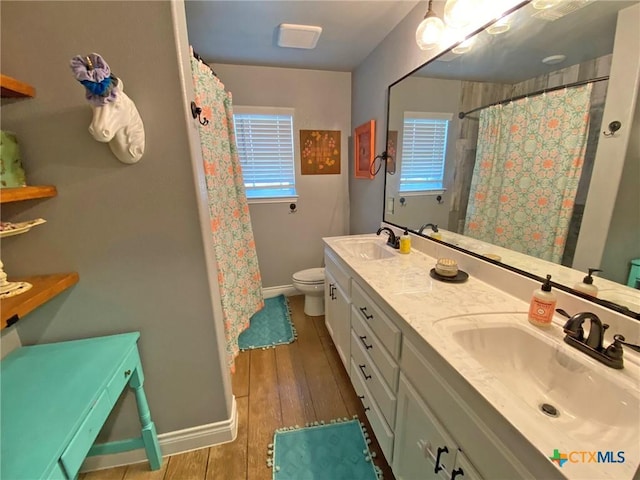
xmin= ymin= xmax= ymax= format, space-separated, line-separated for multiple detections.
xmin=464 ymin=84 xmax=592 ymax=263
xmin=190 ymin=54 xmax=264 ymax=372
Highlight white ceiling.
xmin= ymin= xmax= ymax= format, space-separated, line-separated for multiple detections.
xmin=185 ymin=0 xmax=420 ymax=72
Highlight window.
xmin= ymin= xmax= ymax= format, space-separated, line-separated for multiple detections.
xmin=399 ymin=112 xmax=452 ymax=193
xmin=233 ymin=106 xmax=297 ymax=201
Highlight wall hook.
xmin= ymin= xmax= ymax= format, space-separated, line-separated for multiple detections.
xmin=191 ymin=101 xmax=209 ymax=126
xmin=603 ymin=120 xmax=621 ymax=137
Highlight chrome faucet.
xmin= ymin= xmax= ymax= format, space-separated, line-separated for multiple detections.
xmin=418 ymin=223 xmax=438 ymax=235
xmin=559 ymin=310 xmax=629 ymax=369
xmin=376 ymin=227 xmax=400 ymax=249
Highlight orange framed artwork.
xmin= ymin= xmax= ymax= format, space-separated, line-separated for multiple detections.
xmin=354 ymin=119 xmax=375 ymax=179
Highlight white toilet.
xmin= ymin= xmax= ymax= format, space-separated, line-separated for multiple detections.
xmin=292 ymin=267 xmax=325 ymax=316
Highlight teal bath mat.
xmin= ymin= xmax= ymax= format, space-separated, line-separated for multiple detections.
xmin=268 ymin=418 xmax=381 ymax=480
xmin=238 ymin=294 xmax=296 ymax=351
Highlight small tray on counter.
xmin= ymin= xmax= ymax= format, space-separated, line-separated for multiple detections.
xmin=429 ymin=268 xmax=469 ymax=283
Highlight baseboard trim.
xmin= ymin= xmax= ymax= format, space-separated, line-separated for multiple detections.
xmin=263 ymin=285 xmax=299 ymax=298
xmin=82 ymin=396 xmax=238 ymax=472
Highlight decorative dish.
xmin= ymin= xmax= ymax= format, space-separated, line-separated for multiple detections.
xmin=429 ymin=268 xmax=469 ymax=283
xmin=0 ymin=218 xmax=46 ymax=238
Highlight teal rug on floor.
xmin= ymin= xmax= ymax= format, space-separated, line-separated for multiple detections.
xmin=269 ymin=418 xmax=381 ymax=480
xmin=238 ymin=294 xmax=296 ymax=351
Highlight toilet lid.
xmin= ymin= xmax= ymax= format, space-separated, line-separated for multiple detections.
xmin=293 ymin=267 xmax=325 ymax=284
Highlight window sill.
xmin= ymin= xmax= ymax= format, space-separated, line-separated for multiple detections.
xmin=247 ymin=196 xmax=298 ymax=205
xmin=398 ymin=189 xmax=446 ymax=197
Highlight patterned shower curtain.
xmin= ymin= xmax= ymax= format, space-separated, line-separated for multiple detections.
xmin=190 ymin=54 xmax=264 ymax=372
xmin=464 ymin=84 xmax=592 ymax=263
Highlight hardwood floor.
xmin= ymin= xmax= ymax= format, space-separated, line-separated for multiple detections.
xmin=81 ymin=295 xmax=395 ymax=480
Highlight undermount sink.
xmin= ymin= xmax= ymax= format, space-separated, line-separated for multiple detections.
xmin=434 ymin=314 xmax=639 ymax=441
xmin=338 ymin=239 xmax=396 ymax=260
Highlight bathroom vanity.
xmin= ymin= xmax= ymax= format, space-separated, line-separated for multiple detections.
xmin=324 ymin=231 xmax=640 ymax=480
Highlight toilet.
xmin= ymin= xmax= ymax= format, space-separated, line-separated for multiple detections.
xmin=292 ymin=267 xmax=325 ymax=316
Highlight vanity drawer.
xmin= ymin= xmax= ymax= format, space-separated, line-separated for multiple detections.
xmin=350 ymin=359 xmax=394 ymax=463
xmin=350 ymin=330 xmax=396 ymax=428
xmin=351 ymin=305 xmax=399 ymax=391
xmin=60 ymin=390 xmax=111 ymax=478
xmin=351 ymin=282 xmax=401 ymax=359
xmin=106 ymin=346 xmax=139 ymax=404
xmin=325 ymin=249 xmax=350 ymax=295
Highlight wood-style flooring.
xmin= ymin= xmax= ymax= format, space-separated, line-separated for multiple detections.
xmin=81 ymin=295 xmax=395 ymax=480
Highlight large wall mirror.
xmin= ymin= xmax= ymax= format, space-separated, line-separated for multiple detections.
xmin=384 ymin=0 xmax=639 ymax=318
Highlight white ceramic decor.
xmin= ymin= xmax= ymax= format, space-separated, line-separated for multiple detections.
xmin=70 ymin=53 xmax=145 ymax=164
xmin=88 ymin=79 xmax=145 ymax=164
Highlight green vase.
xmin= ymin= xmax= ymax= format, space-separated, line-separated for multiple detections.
xmin=0 ymin=130 xmax=27 ymax=188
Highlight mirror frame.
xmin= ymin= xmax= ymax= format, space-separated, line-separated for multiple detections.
xmin=382 ymin=0 xmax=639 ymax=320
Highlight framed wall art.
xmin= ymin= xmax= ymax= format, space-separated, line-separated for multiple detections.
xmin=354 ymin=119 xmax=375 ymax=179
xmin=300 ymin=130 xmax=341 ymax=175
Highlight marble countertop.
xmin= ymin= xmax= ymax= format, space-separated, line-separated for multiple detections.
xmin=324 ymin=233 xmax=640 ymax=480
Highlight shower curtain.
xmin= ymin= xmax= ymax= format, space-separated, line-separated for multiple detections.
xmin=464 ymin=84 xmax=592 ymax=263
xmin=191 ymin=53 xmax=263 ymax=372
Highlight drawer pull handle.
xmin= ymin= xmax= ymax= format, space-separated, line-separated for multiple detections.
xmin=451 ymin=467 xmax=464 ymax=479
xmin=435 ymin=445 xmax=449 ymax=474
xmin=124 ymin=369 xmax=132 ymax=377
xmin=358 ymin=364 xmax=372 ymax=380
xmin=359 ymin=335 xmax=373 ymax=350
xmin=359 ymin=307 xmax=373 ymax=320
xmin=357 ymin=395 xmax=370 ymax=412
xmin=329 ymin=283 xmax=336 ymax=300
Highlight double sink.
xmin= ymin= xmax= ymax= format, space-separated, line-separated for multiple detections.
xmin=331 ymin=235 xmax=640 ymax=461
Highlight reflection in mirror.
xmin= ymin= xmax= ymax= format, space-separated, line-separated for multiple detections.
xmin=384 ymin=0 xmax=640 ymax=317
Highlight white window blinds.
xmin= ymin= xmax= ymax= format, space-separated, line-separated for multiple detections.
xmin=233 ymin=107 xmax=297 ymax=199
xmin=399 ymin=112 xmax=452 ymax=192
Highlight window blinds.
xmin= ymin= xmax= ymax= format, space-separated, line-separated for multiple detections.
xmin=233 ymin=109 xmax=296 ymax=199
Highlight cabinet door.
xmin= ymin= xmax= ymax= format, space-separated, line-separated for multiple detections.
xmin=451 ymin=449 xmax=483 ymax=480
xmin=325 ymin=270 xmax=338 ymax=339
xmin=325 ymin=270 xmax=350 ymax=368
xmin=393 ymin=375 xmax=455 ymax=480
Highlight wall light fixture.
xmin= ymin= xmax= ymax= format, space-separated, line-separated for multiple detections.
xmin=416 ymin=0 xmax=445 ymax=50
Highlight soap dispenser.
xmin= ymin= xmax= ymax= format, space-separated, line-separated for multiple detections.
xmin=528 ymin=275 xmax=556 ymax=328
xmin=399 ymin=228 xmax=411 ymax=254
xmin=574 ymin=268 xmax=602 ymax=297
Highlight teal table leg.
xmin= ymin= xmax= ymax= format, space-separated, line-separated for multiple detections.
xmin=129 ymin=368 xmax=162 ymax=470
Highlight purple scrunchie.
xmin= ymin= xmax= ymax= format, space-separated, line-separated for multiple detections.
xmin=70 ymin=53 xmax=119 ymax=106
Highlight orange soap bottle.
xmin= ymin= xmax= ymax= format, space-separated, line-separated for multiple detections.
xmin=528 ymin=275 xmax=556 ymax=328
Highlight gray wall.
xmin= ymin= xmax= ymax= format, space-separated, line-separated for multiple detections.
xmin=385 ymin=76 xmax=462 ymax=231
xmin=212 ymin=64 xmax=351 ymax=287
xmin=1 ymin=1 xmax=230 ymax=440
xmin=601 ymin=71 xmax=640 ymax=284
xmin=350 ymin=1 xmax=446 ymax=234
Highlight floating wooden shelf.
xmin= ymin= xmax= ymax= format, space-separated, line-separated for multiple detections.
xmin=1 ymin=272 xmax=79 ymax=328
xmin=0 ymin=185 xmax=58 ymax=204
xmin=1 ymin=74 xmax=35 ymax=98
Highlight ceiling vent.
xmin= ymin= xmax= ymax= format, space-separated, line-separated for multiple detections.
xmin=532 ymin=0 xmax=595 ymax=22
xmin=277 ymin=24 xmax=322 ymax=49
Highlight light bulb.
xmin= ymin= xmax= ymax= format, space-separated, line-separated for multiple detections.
xmin=532 ymin=0 xmax=562 ymax=9
xmin=444 ymin=0 xmax=483 ymax=29
xmin=452 ymin=36 xmax=476 ymax=54
xmin=486 ymin=16 xmax=511 ymax=35
xmin=416 ymin=13 xmax=445 ymax=50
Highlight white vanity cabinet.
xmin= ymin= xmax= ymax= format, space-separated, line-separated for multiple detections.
xmin=322 ymin=242 xmax=562 ymax=480
xmin=324 ymin=250 xmax=351 ymax=368
xmin=394 ymin=374 xmax=481 ymax=480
